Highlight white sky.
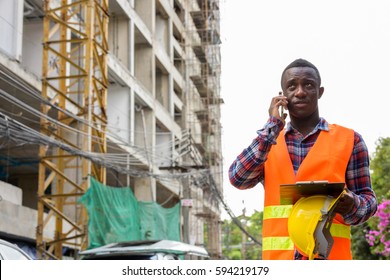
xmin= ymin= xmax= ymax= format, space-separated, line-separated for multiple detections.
xmin=219 ymin=0 xmax=390 ymax=218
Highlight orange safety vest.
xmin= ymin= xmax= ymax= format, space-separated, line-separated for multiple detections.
xmin=262 ymin=124 xmax=354 ymax=260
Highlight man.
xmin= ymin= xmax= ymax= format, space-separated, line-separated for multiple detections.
xmin=228 ymin=58 xmax=377 ymax=260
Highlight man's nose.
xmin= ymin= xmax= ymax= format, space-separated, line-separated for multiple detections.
xmin=294 ymin=85 xmax=306 ymax=97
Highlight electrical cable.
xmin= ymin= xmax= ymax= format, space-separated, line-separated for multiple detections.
xmin=207 ymin=171 xmax=262 ymax=247
xmin=0 ymin=87 xmax=187 ymax=166
xmin=0 ymin=111 xmax=212 ymax=179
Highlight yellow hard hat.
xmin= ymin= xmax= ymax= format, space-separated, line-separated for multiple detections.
xmin=288 ymin=192 xmax=344 ymax=260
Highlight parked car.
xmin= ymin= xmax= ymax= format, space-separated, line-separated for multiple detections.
xmin=0 ymin=239 xmax=33 ymax=260
xmin=78 ymin=239 xmax=209 ymax=260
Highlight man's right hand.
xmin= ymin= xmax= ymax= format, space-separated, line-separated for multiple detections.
xmin=269 ymin=92 xmax=288 ymax=123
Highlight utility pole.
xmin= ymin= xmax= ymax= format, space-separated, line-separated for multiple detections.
xmin=182 ymin=175 xmax=191 ymax=244
xmin=241 ymin=202 xmax=247 ymax=260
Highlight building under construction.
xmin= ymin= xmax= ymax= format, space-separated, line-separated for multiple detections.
xmin=0 ymin=0 xmax=223 ymax=259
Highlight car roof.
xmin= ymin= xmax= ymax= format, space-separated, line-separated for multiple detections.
xmin=0 ymin=238 xmax=33 ymax=260
xmin=79 ymin=239 xmax=209 ymax=258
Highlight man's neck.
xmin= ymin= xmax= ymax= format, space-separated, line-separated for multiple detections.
xmin=290 ymin=116 xmax=321 ymax=137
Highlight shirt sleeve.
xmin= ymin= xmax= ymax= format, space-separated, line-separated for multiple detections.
xmin=228 ymin=117 xmax=284 ymax=189
xmin=342 ymin=132 xmax=378 ymax=225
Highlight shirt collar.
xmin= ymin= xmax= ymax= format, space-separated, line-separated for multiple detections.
xmin=285 ymin=117 xmax=329 ymax=135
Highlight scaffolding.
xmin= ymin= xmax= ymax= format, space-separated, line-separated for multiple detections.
xmin=186 ymin=0 xmax=223 ymax=259
xmin=37 ymin=0 xmax=109 ymax=260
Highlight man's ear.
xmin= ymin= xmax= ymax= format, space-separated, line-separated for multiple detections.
xmin=318 ymin=87 xmax=324 ymax=99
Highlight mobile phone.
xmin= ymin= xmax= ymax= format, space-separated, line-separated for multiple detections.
xmin=279 ymin=92 xmax=284 ymax=117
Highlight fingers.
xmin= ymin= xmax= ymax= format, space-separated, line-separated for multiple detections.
xmin=275 ymin=92 xmax=288 ymax=109
xmin=269 ymin=93 xmax=288 ymax=120
xmin=334 ymin=191 xmax=355 ymax=215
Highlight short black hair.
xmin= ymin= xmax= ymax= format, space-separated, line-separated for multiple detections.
xmin=281 ymin=58 xmax=321 ymax=86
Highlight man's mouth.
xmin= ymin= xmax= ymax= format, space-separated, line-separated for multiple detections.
xmin=293 ymin=101 xmax=308 ymax=108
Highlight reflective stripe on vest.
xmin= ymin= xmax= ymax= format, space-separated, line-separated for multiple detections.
xmin=330 ymin=223 xmax=351 ymax=239
xmin=263 ymin=236 xmax=294 ymax=251
xmin=264 ymin=205 xmax=351 ymax=238
xmin=263 ymin=205 xmax=292 ymax=219
xmin=263 ymin=205 xmax=351 ymax=252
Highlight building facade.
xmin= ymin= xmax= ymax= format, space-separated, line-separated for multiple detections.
xmin=0 ymin=0 xmax=223 ymax=259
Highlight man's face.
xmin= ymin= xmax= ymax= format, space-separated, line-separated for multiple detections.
xmin=281 ymin=67 xmax=324 ymax=120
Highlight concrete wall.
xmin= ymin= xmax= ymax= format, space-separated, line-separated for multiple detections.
xmin=21 ymin=20 xmax=43 ymax=77
xmin=135 ymin=46 xmax=154 ymax=94
xmin=156 ymin=67 xmax=170 ymax=110
xmin=0 ymin=199 xmax=38 ymax=240
xmin=155 ymin=127 xmax=172 ymax=167
xmin=107 ymin=84 xmax=131 ymax=143
xmin=135 ymin=0 xmax=154 ymax=32
xmin=0 ymin=0 xmax=23 ymax=60
xmin=0 ymin=180 xmax=22 ymax=205
xmin=108 ymin=16 xmax=130 ymax=68
xmin=156 ymin=14 xmax=169 ymax=54
xmin=0 ymin=180 xmax=55 ymax=240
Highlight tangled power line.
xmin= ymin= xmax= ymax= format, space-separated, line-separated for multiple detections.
xmin=0 ymin=84 xmax=262 ymax=247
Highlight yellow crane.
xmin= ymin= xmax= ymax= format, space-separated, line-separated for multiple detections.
xmin=37 ymin=0 xmax=109 ymax=260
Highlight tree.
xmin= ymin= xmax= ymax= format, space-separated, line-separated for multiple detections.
xmin=243 ymin=211 xmax=263 ymax=260
xmin=222 ymin=218 xmax=244 ymax=259
xmin=366 ymin=137 xmax=390 ymax=259
xmin=370 ymin=137 xmax=390 ymax=200
xmin=351 ymin=137 xmax=390 ymax=259
xmin=351 ymin=223 xmax=377 ymax=260
xmin=222 ymin=211 xmax=263 ymax=259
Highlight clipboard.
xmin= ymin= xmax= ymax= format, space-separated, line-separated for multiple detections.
xmin=279 ymin=180 xmax=345 ymax=205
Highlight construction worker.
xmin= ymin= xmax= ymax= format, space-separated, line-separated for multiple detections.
xmin=228 ymin=58 xmax=378 ymax=260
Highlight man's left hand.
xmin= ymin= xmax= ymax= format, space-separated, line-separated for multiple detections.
xmin=334 ymin=189 xmax=355 ymax=215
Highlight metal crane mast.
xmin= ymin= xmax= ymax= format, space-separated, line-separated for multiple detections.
xmin=37 ymin=0 xmax=109 ymax=259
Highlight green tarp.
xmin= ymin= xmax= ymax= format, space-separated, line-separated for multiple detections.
xmin=79 ymin=177 xmax=180 ymax=249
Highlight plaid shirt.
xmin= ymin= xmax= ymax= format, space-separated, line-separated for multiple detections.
xmin=228 ymin=117 xmax=378 ymax=258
